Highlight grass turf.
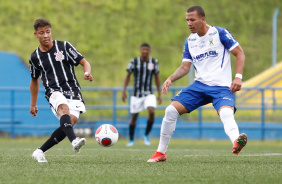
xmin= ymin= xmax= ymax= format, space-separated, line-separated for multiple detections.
xmin=0 ymin=138 xmax=282 ymax=184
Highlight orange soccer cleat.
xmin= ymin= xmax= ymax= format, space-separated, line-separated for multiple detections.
xmin=232 ymin=133 xmax=247 ymax=155
xmin=147 ymin=151 xmax=167 ymax=162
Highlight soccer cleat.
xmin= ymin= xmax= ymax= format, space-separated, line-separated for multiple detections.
xmin=32 ymin=148 xmax=47 ymax=163
xmin=72 ymin=137 xmax=86 ymax=153
xmin=232 ymin=133 xmax=247 ymax=155
xmin=147 ymin=151 xmax=167 ymax=162
xmin=126 ymin=140 xmax=134 ymax=147
xmin=143 ymin=135 xmax=151 ymax=146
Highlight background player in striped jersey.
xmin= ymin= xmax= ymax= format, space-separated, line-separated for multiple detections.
xmin=29 ymin=18 xmax=93 ymax=162
xmin=122 ymin=43 xmax=162 ymax=146
xmin=148 ymin=6 xmax=247 ymax=162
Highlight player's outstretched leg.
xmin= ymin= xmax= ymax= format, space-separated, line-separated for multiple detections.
xmin=32 ymin=148 xmax=47 ymax=162
xmin=147 ymin=105 xmax=179 ymax=162
xmin=232 ymin=133 xmax=247 ymax=155
xmin=32 ymin=127 xmax=66 ymax=162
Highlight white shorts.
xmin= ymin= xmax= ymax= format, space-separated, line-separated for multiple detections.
xmin=49 ymin=91 xmax=86 ymax=120
xmin=130 ymin=94 xmax=157 ymax=114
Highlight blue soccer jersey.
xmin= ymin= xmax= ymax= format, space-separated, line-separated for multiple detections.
xmin=182 ymin=26 xmax=239 ymax=87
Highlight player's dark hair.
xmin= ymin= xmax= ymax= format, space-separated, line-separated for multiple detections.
xmin=187 ymin=6 xmax=205 ymax=17
xmin=33 ymin=18 xmax=52 ymax=31
xmin=140 ymin=43 xmax=150 ymax=48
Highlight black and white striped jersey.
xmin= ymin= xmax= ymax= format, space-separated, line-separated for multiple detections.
xmin=29 ymin=40 xmax=84 ymax=101
xmin=126 ymin=56 xmax=159 ymax=97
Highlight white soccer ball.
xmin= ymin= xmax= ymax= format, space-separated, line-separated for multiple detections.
xmin=95 ymin=124 xmax=119 ymax=147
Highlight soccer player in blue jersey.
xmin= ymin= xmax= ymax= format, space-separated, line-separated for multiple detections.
xmin=148 ymin=6 xmax=247 ymax=162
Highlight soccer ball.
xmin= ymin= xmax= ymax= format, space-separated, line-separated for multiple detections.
xmin=95 ymin=124 xmax=119 ymax=147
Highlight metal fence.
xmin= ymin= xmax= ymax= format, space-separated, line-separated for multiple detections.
xmin=1 ymin=86 xmax=282 ymax=140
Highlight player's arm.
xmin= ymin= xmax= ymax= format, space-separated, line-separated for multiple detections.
xmin=163 ymin=62 xmax=191 ymax=94
xmin=122 ymin=72 xmax=131 ymax=102
xmin=230 ymin=45 xmax=245 ymax=93
xmin=155 ymin=74 xmax=162 ymax=104
xmin=30 ymin=78 xmax=39 ymax=117
xmin=79 ymin=58 xmax=93 ymax=82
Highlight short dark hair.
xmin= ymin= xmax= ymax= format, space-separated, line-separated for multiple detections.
xmin=140 ymin=43 xmax=150 ymax=48
xmin=33 ymin=18 xmax=52 ymax=31
xmin=187 ymin=6 xmax=205 ymax=17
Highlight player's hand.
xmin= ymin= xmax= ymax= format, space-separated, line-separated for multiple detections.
xmin=30 ymin=105 xmax=38 ymax=117
xmin=84 ymin=72 xmax=93 ymax=82
xmin=157 ymin=95 xmax=162 ymax=105
xmin=122 ymin=91 xmax=127 ymax=102
xmin=162 ymin=78 xmax=172 ymax=94
xmin=230 ymin=78 xmax=242 ymax=93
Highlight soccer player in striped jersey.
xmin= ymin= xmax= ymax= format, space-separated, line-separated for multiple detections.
xmin=148 ymin=6 xmax=247 ymax=162
xmin=29 ymin=18 xmax=93 ymax=162
xmin=122 ymin=43 xmax=162 ymax=146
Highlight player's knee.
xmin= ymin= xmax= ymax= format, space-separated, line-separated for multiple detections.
xmin=164 ymin=105 xmax=179 ymax=121
xmin=219 ymin=107 xmax=234 ymax=119
xmin=57 ymin=104 xmax=70 ymax=115
xmin=131 ymin=114 xmax=138 ymax=122
xmin=219 ymin=107 xmax=236 ymax=126
xmin=70 ymin=115 xmax=78 ymax=126
xmin=148 ymin=107 xmax=155 ymax=115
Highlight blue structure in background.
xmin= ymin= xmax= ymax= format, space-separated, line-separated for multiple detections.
xmin=1 ymin=51 xmax=282 ymax=140
xmin=0 ymin=52 xmax=58 ymax=137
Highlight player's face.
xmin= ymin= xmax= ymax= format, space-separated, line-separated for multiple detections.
xmin=140 ymin=46 xmax=150 ymax=58
xmin=34 ymin=26 xmax=52 ymax=46
xmin=186 ymin=11 xmax=205 ymax=34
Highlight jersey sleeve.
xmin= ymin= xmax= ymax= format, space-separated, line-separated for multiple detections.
xmin=182 ymin=38 xmax=192 ymax=62
xmin=153 ymin=59 xmax=160 ymax=74
xmin=216 ymin=27 xmax=239 ymax=51
xmin=65 ymin=41 xmax=84 ymax=66
xmin=29 ymin=58 xmax=40 ymax=79
xmin=126 ymin=58 xmax=135 ymax=73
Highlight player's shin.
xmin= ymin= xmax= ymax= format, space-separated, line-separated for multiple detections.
xmin=219 ymin=107 xmax=239 ymax=143
xmin=40 ymin=127 xmax=66 ymax=152
xmin=60 ymin=114 xmax=76 ymax=142
xmin=157 ymin=105 xmax=179 ymax=154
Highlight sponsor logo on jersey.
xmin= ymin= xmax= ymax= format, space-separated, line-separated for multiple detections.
xmin=63 ymin=90 xmax=74 ymax=97
xmin=188 ymin=38 xmax=196 ymax=41
xmin=69 ymin=48 xmax=78 ymax=59
xmin=193 ymin=50 xmax=218 ymax=62
xmin=148 ymin=63 xmax=154 ymax=70
xmin=54 ymin=51 xmax=65 ymax=61
xmin=199 ymin=41 xmax=206 ymax=49
xmin=209 ymin=31 xmax=217 ymax=36
xmin=209 ymin=38 xmax=214 ymax=46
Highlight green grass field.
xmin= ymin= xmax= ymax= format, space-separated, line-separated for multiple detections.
xmin=0 ymin=137 xmax=282 ymax=184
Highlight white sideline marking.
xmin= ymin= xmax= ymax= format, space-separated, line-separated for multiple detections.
xmin=184 ymin=153 xmax=282 ymax=157
xmin=3 ymin=148 xmax=225 ymax=152
xmin=241 ymin=153 xmax=282 ymax=156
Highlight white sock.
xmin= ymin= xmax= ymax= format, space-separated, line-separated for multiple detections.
xmin=219 ymin=107 xmax=239 ymax=143
xmin=157 ymin=105 xmax=179 ymax=154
